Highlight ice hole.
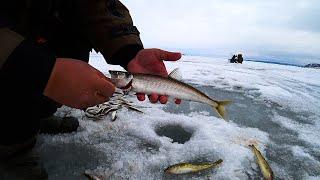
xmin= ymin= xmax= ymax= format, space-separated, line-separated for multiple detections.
xmin=155 ymin=124 xmax=193 ymax=144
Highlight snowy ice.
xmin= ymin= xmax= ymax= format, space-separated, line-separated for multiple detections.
xmin=33 ymin=54 xmax=320 ymax=179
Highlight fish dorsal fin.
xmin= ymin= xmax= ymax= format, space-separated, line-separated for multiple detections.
xmin=169 ymin=68 xmax=182 ymax=80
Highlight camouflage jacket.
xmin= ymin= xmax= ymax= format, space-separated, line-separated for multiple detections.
xmin=0 ymin=0 xmax=143 ymax=69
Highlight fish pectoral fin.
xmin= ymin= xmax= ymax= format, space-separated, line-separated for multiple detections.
xmin=168 ymin=68 xmax=183 ymax=80
xmin=213 ymin=100 xmax=232 ymax=120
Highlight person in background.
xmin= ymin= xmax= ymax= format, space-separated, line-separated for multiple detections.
xmin=0 ymin=0 xmax=181 ymax=179
xmin=229 ymin=54 xmax=237 ymax=63
xmin=237 ymin=54 xmax=244 ymax=64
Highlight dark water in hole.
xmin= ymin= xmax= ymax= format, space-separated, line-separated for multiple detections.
xmin=155 ymin=125 xmax=193 ymax=144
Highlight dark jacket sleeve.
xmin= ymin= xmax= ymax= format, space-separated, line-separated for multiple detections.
xmin=0 ymin=28 xmax=24 ymax=69
xmin=70 ymin=0 xmax=144 ymax=68
xmin=0 ymin=32 xmax=56 ymax=143
xmin=0 ymin=35 xmax=56 ymax=104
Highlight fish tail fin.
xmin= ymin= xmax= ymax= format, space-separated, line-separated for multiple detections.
xmin=215 ymin=159 xmax=223 ymax=165
xmin=213 ymin=100 xmax=232 ymax=120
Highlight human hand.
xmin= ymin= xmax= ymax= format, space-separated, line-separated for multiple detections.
xmin=44 ymin=58 xmax=115 ymax=109
xmin=127 ymin=48 xmax=182 ymax=104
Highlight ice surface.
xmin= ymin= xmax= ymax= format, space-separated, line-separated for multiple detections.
xmin=32 ymin=54 xmax=319 ymax=179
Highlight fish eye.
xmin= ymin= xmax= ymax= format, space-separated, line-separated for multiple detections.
xmin=119 ymin=73 xmax=125 ymax=78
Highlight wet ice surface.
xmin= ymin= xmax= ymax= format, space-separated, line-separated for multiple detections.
xmin=34 ymin=55 xmax=319 ymax=179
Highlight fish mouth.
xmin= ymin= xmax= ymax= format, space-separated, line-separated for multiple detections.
xmin=120 ymin=80 xmax=133 ymax=91
xmin=164 ymin=168 xmax=171 ymax=174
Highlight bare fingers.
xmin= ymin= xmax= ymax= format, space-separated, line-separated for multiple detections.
xmin=136 ymin=93 xmax=146 ymax=101
xmin=136 ymin=93 xmax=181 ymax=105
xmin=159 ymin=95 xmax=168 ymax=104
xmin=175 ymin=99 xmax=182 ymax=104
xmin=148 ymin=94 xmax=158 ymax=103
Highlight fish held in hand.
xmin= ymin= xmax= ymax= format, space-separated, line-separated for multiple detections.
xmin=164 ymin=159 xmax=223 ymax=175
xmin=109 ymin=69 xmax=231 ymax=119
xmin=249 ymin=144 xmax=274 ymax=180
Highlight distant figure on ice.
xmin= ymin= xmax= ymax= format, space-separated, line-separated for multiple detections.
xmin=237 ymin=54 xmax=244 ymax=64
xmin=229 ymin=54 xmax=244 ymax=64
xmin=229 ymin=55 xmax=237 ymax=63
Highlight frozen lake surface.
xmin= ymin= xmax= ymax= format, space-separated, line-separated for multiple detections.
xmin=34 ymin=55 xmax=320 ymax=179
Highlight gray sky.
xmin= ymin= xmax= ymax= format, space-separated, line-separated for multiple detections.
xmin=122 ymin=0 xmax=320 ymax=63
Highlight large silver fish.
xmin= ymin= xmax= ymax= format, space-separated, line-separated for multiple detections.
xmin=109 ymin=69 xmax=231 ymax=119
